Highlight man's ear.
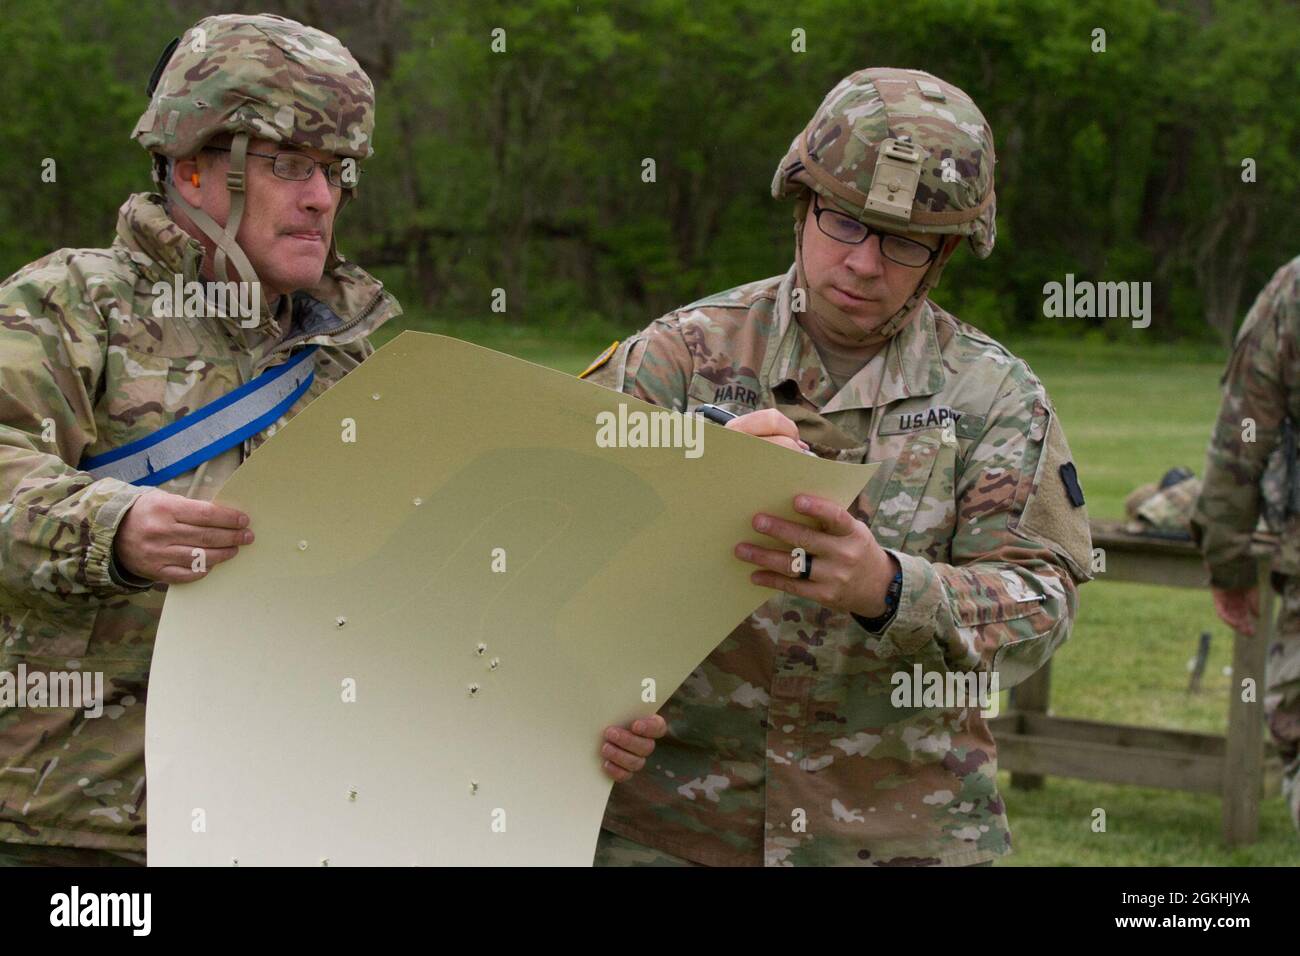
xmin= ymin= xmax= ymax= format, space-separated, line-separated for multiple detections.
xmin=172 ymin=154 xmax=203 ymax=207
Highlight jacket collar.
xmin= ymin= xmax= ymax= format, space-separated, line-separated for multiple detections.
xmin=113 ymin=192 xmax=399 ymax=345
xmin=115 ymin=192 xmax=205 ymax=285
xmin=768 ymin=263 xmax=946 ymax=412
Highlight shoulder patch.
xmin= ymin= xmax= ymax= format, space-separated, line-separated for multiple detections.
xmin=578 ymin=340 xmax=619 ymax=379
xmin=1059 ymin=462 xmax=1085 ymax=507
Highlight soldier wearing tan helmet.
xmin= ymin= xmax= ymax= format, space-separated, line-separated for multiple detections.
xmin=1124 ymin=467 xmax=1202 ymax=538
xmin=1191 ymin=255 xmax=1300 ymax=833
xmin=587 ymin=67 xmax=1092 ymax=866
xmin=0 ymin=14 xmax=401 ymax=865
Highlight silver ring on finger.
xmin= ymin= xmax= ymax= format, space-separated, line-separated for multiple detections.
xmin=799 ymin=553 xmax=814 ymax=580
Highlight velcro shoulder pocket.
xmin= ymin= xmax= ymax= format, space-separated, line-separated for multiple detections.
xmin=1015 ymin=409 xmax=1093 ymax=582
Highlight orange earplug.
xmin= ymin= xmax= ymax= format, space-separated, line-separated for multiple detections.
xmin=190 ymin=172 xmax=201 ymax=187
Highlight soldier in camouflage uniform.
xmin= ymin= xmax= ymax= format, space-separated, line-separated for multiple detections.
xmin=0 ymin=14 xmax=400 ymax=865
xmin=587 ymin=68 xmax=1093 ymax=866
xmin=1190 ymin=255 xmax=1300 ymax=833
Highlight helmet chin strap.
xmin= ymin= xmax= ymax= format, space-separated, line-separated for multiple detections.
xmin=324 ymin=189 xmax=353 ymax=269
xmin=162 ymin=131 xmax=272 ymax=322
xmin=792 ymin=193 xmax=948 ymax=347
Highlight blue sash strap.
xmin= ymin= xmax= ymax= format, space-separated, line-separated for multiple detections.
xmin=80 ymin=345 xmax=319 ymax=487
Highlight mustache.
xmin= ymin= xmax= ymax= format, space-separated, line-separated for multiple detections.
xmin=833 ymin=283 xmax=880 ymax=299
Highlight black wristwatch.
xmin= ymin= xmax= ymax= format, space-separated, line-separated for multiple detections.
xmin=852 ymin=559 xmax=903 ymax=633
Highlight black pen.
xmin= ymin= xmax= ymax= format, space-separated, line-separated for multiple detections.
xmin=694 ymin=403 xmax=738 ymax=425
xmin=694 ymin=404 xmax=817 ymax=456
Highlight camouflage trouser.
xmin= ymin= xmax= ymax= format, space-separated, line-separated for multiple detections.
xmin=1269 ymin=576 xmax=1300 ymax=833
xmin=592 ymin=828 xmax=995 ymax=866
xmin=0 ymin=841 xmax=145 ymax=867
xmin=593 ymin=828 xmax=702 ymax=866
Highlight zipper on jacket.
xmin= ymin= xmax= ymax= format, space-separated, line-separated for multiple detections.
xmin=239 ymin=287 xmax=389 ymax=462
xmin=266 ymin=287 xmax=388 ymax=364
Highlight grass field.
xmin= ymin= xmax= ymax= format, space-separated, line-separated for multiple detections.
xmin=374 ymin=315 xmax=1298 ymax=865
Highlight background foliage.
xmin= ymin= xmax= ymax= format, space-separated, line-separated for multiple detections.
xmin=1 ymin=0 xmax=1297 ymax=343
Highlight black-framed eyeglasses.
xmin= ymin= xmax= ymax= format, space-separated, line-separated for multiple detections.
xmin=204 ymin=146 xmax=357 ymax=188
xmin=812 ymin=195 xmax=939 ymax=268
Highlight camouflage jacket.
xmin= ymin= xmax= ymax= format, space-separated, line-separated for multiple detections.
xmin=585 ymin=267 xmax=1092 ymax=866
xmin=0 ymin=192 xmax=400 ymax=852
xmin=1191 ymin=256 xmax=1300 ymax=589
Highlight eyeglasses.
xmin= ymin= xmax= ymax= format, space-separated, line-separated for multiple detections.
xmin=203 ymin=146 xmax=357 ymax=188
xmin=812 ymin=196 xmax=939 ymax=268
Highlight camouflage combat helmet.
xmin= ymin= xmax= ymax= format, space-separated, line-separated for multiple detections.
xmin=131 ymin=14 xmax=375 ymax=296
xmin=1124 ymin=468 xmax=1202 ymax=537
xmin=772 ymin=67 xmax=997 ymax=335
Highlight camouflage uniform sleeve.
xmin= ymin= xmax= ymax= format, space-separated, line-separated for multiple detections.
xmin=578 ymin=317 xmax=693 ymax=410
xmin=875 ymin=371 xmax=1093 ymax=690
xmin=0 ymin=273 xmax=151 ymax=609
xmin=1189 ymin=263 xmax=1296 ymax=589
